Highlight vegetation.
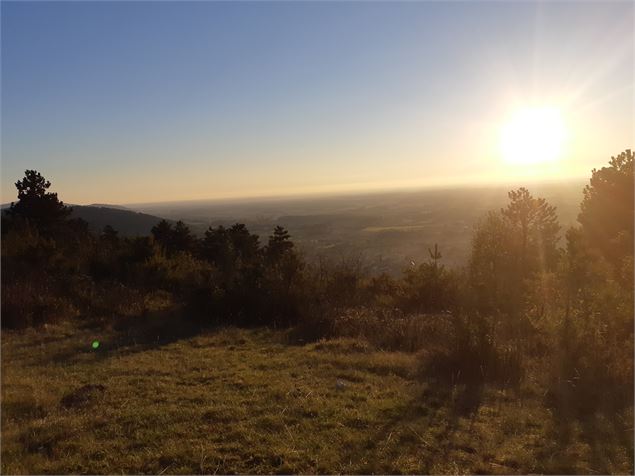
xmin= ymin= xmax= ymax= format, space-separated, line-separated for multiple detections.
xmin=3 ymin=325 xmax=632 ymax=474
xmin=1 ymin=151 xmax=633 ymax=474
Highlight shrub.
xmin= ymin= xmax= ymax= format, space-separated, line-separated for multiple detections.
xmin=142 ymin=251 xmax=216 ymax=293
xmin=546 ymin=283 xmax=634 ymax=416
xmin=422 ymin=313 xmax=524 ymax=387
xmin=333 ymin=307 xmax=452 ymax=353
xmin=1 ymin=281 xmax=77 ymax=329
xmin=398 ymin=262 xmax=459 ymax=314
xmin=288 ymin=257 xmax=369 ymax=342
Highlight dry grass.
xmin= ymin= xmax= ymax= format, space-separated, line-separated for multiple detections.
xmin=2 ymin=322 xmax=633 ymax=474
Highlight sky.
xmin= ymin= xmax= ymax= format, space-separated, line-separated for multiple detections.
xmin=1 ymin=1 xmax=633 ymax=205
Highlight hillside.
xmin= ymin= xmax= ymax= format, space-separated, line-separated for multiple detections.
xmin=70 ymin=205 xmax=166 ymax=236
xmin=2 ymin=321 xmax=631 ymax=474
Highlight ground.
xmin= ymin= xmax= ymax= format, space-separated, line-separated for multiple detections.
xmin=1 ymin=320 xmax=633 ymax=474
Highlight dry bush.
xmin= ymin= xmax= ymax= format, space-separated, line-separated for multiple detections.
xmin=333 ymin=307 xmax=453 ymax=353
xmin=420 ymin=313 xmax=525 ymax=387
xmin=142 ymin=251 xmax=216 ymax=293
xmin=64 ymin=276 xmax=165 ymax=321
xmin=546 ymin=309 xmax=634 ymax=416
xmin=1 ymin=281 xmax=77 ymax=329
xmin=287 ymin=257 xmax=370 ymax=342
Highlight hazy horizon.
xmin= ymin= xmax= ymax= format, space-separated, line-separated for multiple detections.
xmin=0 ymin=174 xmax=588 ymax=209
xmin=2 ymin=2 xmax=632 ymax=204
xmin=121 ymin=174 xmax=588 ymax=209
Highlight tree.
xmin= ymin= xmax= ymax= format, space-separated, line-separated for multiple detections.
xmin=201 ymin=225 xmax=231 ymax=271
xmin=549 ymin=153 xmax=635 ymax=413
xmin=227 ymin=223 xmax=260 ymax=265
xmin=151 ymin=220 xmax=173 ymax=252
xmin=428 ymin=243 xmax=442 ymax=273
xmin=261 ymin=225 xmax=304 ymax=324
xmin=151 ymin=219 xmax=194 ymax=255
xmin=578 ymin=149 xmax=633 ymax=284
xmin=100 ymin=225 xmax=119 ymax=245
xmin=172 ymin=220 xmax=194 ymax=253
xmin=401 ymin=243 xmax=457 ymax=313
xmin=469 ymin=188 xmax=561 ymax=315
xmin=469 ymin=211 xmax=514 ymax=313
xmin=8 ymin=170 xmax=71 ymax=233
xmin=501 ymin=187 xmax=560 ymax=274
xmin=265 ymin=226 xmax=294 ymax=264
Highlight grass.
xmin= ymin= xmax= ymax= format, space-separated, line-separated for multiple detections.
xmin=2 ymin=320 xmax=633 ymax=474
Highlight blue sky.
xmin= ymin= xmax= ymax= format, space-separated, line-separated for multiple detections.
xmin=2 ymin=1 xmax=633 ymax=204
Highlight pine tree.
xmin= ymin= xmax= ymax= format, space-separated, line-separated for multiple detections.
xmin=266 ymin=226 xmax=294 ymax=263
xmin=151 ymin=219 xmax=173 ymax=252
xmin=501 ymin=187 xmax=560 ymax=274
xmin=578 ymin=149 xmax=633 ymax=284
xmin=8 ymin=170 xmax=71 ymax=233
xmin=172 ymin=220 xmax=194 ymax=253
xmin=428 ymin=243 xmax=442 ymax=273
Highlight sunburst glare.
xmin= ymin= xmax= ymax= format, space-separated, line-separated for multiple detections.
xmin=500 ymin=107 xmax=568 ymax=166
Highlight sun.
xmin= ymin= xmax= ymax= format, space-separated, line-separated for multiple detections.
xmin=500 ymin=106 xmax=567 ymax=166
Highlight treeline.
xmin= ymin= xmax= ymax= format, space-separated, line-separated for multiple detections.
xmin=1 ymin=173 xmax=461 ymax=332
xmin=2 ymin=150 xmax=633 ymax=417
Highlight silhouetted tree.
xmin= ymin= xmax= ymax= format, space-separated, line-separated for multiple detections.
xmin=8 ymin=170 xmax=71 ymax=234
xmin=428 ymin=243 xmax=442 ymax=273
xmin=227 ymin=223 xmax=260 ymax=266
xmin=401 ymin=244 xmax=456 ymax=313
xmin=151 ymin=219 xmax=173 ymax=252
xmin=501 ymin=187 xmax=560 ymax=274
xmin=100 ymin=225 xmax=119 ymax=245
xmin=172 ymin=220 xmax=194 ymax=253
xmin=265 ymin=225 xmax=294 ymax=264
xmin=201 ymin=225 xmax=232 ymax=272
xmin=151 ymin=219 xmax=194 ymax=255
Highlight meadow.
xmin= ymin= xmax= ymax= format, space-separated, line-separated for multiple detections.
xmin=3 ymin=318 xmax=632 ymax=474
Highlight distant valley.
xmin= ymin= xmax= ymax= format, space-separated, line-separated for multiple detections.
xmin=121 ymin=181 xmax=586 ymax=274
xmin=4 ymin=181 xmax=585 ymax=274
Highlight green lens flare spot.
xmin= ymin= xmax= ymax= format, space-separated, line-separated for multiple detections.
xmin=92 ymin=340 xmax=100 ymax=349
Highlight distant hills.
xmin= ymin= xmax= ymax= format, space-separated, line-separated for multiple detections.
xmin=87 ymin=203 xmax=131 ymax=210
xmin=70 ymin=205 xmax=166 ymax=236
xmin=2 ymin=202 xmax=166 ymax=236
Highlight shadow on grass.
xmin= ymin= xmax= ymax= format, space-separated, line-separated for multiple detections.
xmin=351 ymin=381 xmax=485 ymax=474
xmin=34 ymin=307 xmax=207 ymax=366
xmin=536 ymin=402 xmax=634 ymax=474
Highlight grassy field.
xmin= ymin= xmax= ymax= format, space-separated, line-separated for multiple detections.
xmin=2 ymin=319 xmax=633 ymax=474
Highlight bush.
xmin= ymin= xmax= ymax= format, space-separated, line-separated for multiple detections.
xmin=546 ymin=286 xmax=633 ymax=416
xmin=398 ymin=262 xmax=459 ymax=314
xmin=1 ymin=281 xmax=77 ymax=329
xmin=333 ymin=307 xmax=452 ymax=353
xmin=422 ymin=313 xmax=524 ymax=387
xmin=141 ymin=251 xmax=216 ymax=293
xmin=541 ymin=218 xmax=634 ymax=416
